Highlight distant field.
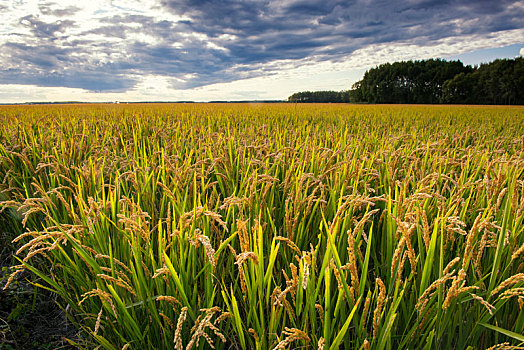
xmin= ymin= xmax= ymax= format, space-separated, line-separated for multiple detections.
xmin=1 ymin=103 xmax=523 ymax=349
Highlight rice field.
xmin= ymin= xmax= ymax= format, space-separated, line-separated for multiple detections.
xmin=1 ymin=103 xmax=523 ymax=349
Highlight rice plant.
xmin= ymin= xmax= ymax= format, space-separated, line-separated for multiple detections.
xmin=1 ymin=103 xmax=523 ymax=349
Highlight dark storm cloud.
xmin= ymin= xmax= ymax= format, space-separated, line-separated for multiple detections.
xmin=2 ymin=0 xmax=523 ymax=91
xmin=1 ymin=41 xmax=137 ymax=92
xmin=6 ymin=42 xmax=75 ymax=68
xmin=0 ymin=68 xmax=136 ymax=92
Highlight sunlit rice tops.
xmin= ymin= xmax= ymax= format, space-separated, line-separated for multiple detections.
xmin=0 ymin=103 xmax=523 ymax=349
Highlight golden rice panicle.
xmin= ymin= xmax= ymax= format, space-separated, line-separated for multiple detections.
xmin=234 ymin=251 xmax=259 ymax=266
xmin=190 ymin=230 xmax=216 ymax=267
xmin=361 ymin=292 xmax=372 ymax=334
xmin=275 ymin=236 xmax=302 ymax=256
xmin=274 ymin=263 xmax=299 ymax=306
xmin=159 ymin=312 xmax=173 ymax=327
xmin=491 ymin=274 xmax=524 ymax=297
xmin=274 ymin=327 xmax=310 ymax=350
xmin=404 ymin=223 xmax=418 ymax=275
xmin=94 ymin=307 xmax=103 ymax=336
xmin=2 ymin=264 xmax=25 ymax=290
xmin=469 ymin=293 xmax=496 ymax=315
xmin=391 ymin=216 xmax=417 ymax=275
xmin=443 ymin=268 xmax=467 ymax=310
xmin=235 ymin=251 xmax=259 ymax=297
xmin=462 ymin=213 xmax=483 ymax=270
xmin=96 ymin=273 xmax=136 ymax=296
xmin=174 ymin=307 xmax=188 ymax=350
xmin=213 ymin=311 xmax=231 ymax=326
xmin=301 ymin=253 xmax=310 ymax=290
xmin=317 ymin=337 xmax=325 ymax=350
xmin=79 ymin=289 xmax=117 ymax=318
xmin=500 ymin=287 xmax=524 ymax=300
xmin=373 ymin=277 xmax=387 ymax=339
xmin=330 ymin=258 xmax=344 ymax=292
xmin=315 ymin=304 xmax=325 ymax=326
xmin=345 ymin=228 xmax=360 ymax=293
xmin=495 ymin=187 xmax=508 ymax=213
xmin=416 ymin=261 xmax=458 ymax=313
xmin=186 ymin=307 xmax=225 ymax=350
xmin=419 ymin=207 xmax=431 ymax=252
xmin=397 ymin=251 xmax=409 ymax=283
xmin=443 ymin=257 xmax=461 ymax=276
xmin=152 ymin=265 xmax=170 ymax=279
xmin=511 ymin=243 xmax=524 ymax=261
xmin=157 ymin=296 xmax=182 ymax=308
xmin=484 ymin=342 xmax=524 ymax=350
xmin=94 ymin=254 xmax=132 ymax=275
xmin=236 ymin=218 xmax=250 ymax=253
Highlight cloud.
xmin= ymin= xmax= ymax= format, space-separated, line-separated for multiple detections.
xmin=18 ymin=15 xmax=75 ymax=40
xmin=38 ymin=3 xmax=81 ymax=17
xmin=520 ymin=47 xmax=524 ymax=56
xmin=0 ymin=0 xmax=523 ymax=93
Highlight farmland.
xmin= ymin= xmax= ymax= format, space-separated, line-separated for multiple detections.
xmin=0 ymin=103 xmax=523 ymax=349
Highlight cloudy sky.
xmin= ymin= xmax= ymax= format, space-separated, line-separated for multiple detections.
xmin=0 ymin=0 xmax=523 ymax=102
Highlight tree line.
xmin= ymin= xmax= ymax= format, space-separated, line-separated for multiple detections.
xmin=288 ymin=90 xmax=350 ymax=103
xmin=288 ymin=57 xmax=523 ymax=105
